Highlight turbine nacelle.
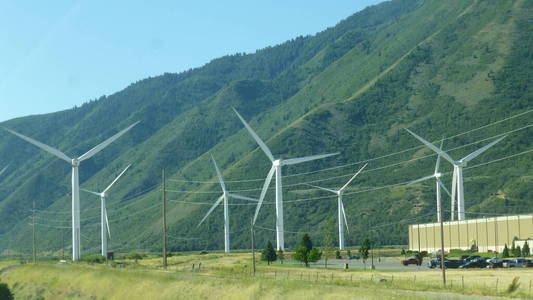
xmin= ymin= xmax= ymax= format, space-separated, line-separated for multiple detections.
xmin=71 ymin=158 xmax=80 ymax=167
xmin=273 ymin=159 xmax=282 ymax=167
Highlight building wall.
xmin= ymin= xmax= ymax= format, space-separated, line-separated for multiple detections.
xmin=409 ymin=215 xmax=533 ymax=253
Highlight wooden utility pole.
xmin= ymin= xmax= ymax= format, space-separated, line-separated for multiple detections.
xmin=61 ymin=230 xmax=65 ymax=260
xmin=162 ymin=169 xmax=168 ymax=270
xmin=251 ymin=218 xmax=256 ymax=275
xmin=32 ymin=200 xmax=36 ymax=263
xmin=439 ymin=196 xmax=446 ymax=285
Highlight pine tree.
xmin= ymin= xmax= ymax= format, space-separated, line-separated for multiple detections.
xmin=503 ymin=244 xmax=510 ymax=258
xmin=523 ymin=241 xmax=530 ymax=257
xmin=261 ymin=241 xmax=277 ymax=265
xmin=514 ymin=245 xmax=522 ymax=257
xmin=294 ymin=234 xmax=322 ymax=267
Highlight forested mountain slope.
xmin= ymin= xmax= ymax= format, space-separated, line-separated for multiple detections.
xmin=0 ymin=0 xmax=531 ymax=255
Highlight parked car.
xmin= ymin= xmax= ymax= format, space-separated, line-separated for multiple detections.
xmin=505 ymin=258 xmax=527 ymax=268
xmin=487 ymin=257 xmax=503 ymax=268
xmin=401 ymin=257 xmax=420 ymax=266
xmin=460 ymin=260 xmax=489 ymax=268
xmin=349 ymin=255 xmax=360 ymax=260
xmin=428 ymin=259 xmax=462 ymax=269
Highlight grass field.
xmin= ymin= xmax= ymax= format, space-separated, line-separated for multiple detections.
xmin=1 ymin=252 xmax=533 ymax=299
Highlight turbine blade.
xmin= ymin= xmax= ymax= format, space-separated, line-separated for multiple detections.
xmin=105 ymin=207 xmax=111 ymax=239
xmin=80 ymin=188 xmax=101 ymax=197
xmin=103 ymin=164 xmax=131 ymax=193
xmin=407 ymin=174 xmax=435 ymax=185
xmin=233 ymin=108 xmax=274 ymax=162
xmin=197 ymin=195 xmax=224 ymax=227
xmin=341 ymin=200 xmax=349 ymax=234
xmin=437 ymin=178 xmax=452 ymax=198
xmin=340 ymin=163 xmax=368 ymax=191
xmin=461 ymin=136 xmax=506 ymax=163
xmin=211 ymin=155 xmax=226 ymax=193
xmin=228 ymin=193 xmax=257 ymax=202
xmin=305 ymin=183 xmax=337 ymax=194
xmin=4 ymin=128 xmax=72 ymax=163
xmin=404 ymin=128 xmax=455 ymax=165
xmin=78 ymin=122 xmax=139 ymax=161
xmin=282 ymin=152 xmax=339 ymax=166
xmin=0 ymin=165 xmax=8 ymax=177
xmin=253 ymin=165 xmax=276 ymax=224
xmin=434 ymin=140 xmax=444 ymax=174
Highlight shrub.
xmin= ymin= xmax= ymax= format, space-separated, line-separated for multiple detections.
xmin=0 ymin=283 xmax=14 ymax=300
xmin=127 ymin=252 xmax=144 ymax=261
xmin=80 ymin=255 xmax=105 ymax=264
xmin=261 ymin=241 xmax=277 ymax=265
xmin=335 ymin=250 xmax=342 ymax=259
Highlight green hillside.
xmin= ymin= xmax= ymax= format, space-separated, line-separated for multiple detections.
xmin=0 ymin=0 xmax=531 ymax=256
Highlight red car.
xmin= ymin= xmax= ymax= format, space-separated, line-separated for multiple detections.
xmin=401 ymin=257 xmax=420 ymax=266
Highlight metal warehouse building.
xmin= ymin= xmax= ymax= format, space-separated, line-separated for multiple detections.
xmin=409 ymin=214 xmax=533 ymax=253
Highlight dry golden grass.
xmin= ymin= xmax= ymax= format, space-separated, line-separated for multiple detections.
xmin=1 ymin=253 xmax=533 ymax=299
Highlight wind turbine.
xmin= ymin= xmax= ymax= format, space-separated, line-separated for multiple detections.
xmin=81 ymin=164 xmax=131 ymax=257
xmin=405 ymin=129 xmax=505 ymax=221
xmin=406 ymin=141 xmax=451 ymax=222
xmin=198 ymin=155 xmax=257 ymax=253
xmin=5 ymin=122 xmax=139 ymax=261
xmin=233 ymin=108 xmax=338 ymax=250
xmin=306 ymin=163 xmax=367 ymax=250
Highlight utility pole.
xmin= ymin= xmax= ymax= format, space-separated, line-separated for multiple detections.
xmin=162 ymin=169 xmax=168 ymax=270
xmin=251 ymin=218 xmax=256 ymax=276
xmin=439 ymin=196 xmax=446 ymax=285
xmin=61 ymin=230 xmax=65 ymax=260
xmin=32 ymin=200 xmax=36 ymax=263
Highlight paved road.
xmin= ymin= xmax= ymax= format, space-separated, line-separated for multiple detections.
xmin=306 ymin=257 xmax=433 ymax=271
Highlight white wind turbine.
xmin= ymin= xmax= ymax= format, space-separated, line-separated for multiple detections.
xmin=233 ymin=108 xmax=338 ymax=250
xmin=5 ymin=122 xmax=138 ymax=261
xmin=81 ymin=164 xmax=131 ymax=257
xmin=405 ymin=129 xmax=505 ymax=221
xmin=306 ymin=163 xmax=367 ymax=250
xmin=197 ymin=155 xmax=257 ymax=253
xmin=407 ymin=141 xmax=451 ymax=222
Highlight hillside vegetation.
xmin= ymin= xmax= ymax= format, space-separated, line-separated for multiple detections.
xmin=0 ymin=0 xmax=532 ymax=255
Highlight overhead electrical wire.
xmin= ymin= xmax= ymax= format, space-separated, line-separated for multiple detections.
xmin=167 ymin=108 xmax=533 ymax=184
xmin=164 ymin=122 xmax=533 ymax=194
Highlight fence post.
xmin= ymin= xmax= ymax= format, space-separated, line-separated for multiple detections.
xmin=414 ymin=275 xmax=416 ymax=284
xmin=529 ymin=279 xmax=531 ymax=296
xmin=461 ymin=276 xmax=464 ymax=289
xmin=351 ymin=274 xmax=353 ymax=282
xmin=316 ymin=272 xmax=319 ymax=281
xmin=496 ymin=278 xmax=499 ymax=292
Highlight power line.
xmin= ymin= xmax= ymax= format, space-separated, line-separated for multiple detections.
xmin=167 ymin=109 xmax=533 ymax=184
xmin=164 ymin=122 xmax=533 ymax=193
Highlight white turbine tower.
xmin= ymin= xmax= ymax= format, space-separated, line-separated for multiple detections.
xmin=81 ymin=164 xmax=131 ymax=257
xmin=405 ymin=129 xmax=505 ymax=221
xmin=407 ymin=141 xmax=451 ymax=222
xmin=5 ymin=122 xmax=138 ymax=261
xmin=233 ymin=108 xmax=338 ymax=250
xmin=306 ymin=163 xmax=367 ymax=250
xmin=197 ymin=155 xmax=257 ymax=253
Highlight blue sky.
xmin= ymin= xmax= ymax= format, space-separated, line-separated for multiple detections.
xmin=0 ymin=0 xmax=383 ymax=122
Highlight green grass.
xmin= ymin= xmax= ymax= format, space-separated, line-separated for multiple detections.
xmin=2 ymin=252 xmax=533 ymax=299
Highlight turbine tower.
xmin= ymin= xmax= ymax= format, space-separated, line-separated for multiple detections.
xmin=405 ymin=129 xmax=505 ymax=221
xmin=198 ymin=155 xmax=257 ymax=253
xmin=5 ymin=122 xmax=138 ymax=261
xmin=407 ymin=141 xmax=451 ymax=222
xmin=307 ymin=163 xmax=367 ymax=250
xmin=81 ymin=164 xmax=131 ymax=257
xmin=233 ymin=108 xmax=338 ymax=250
